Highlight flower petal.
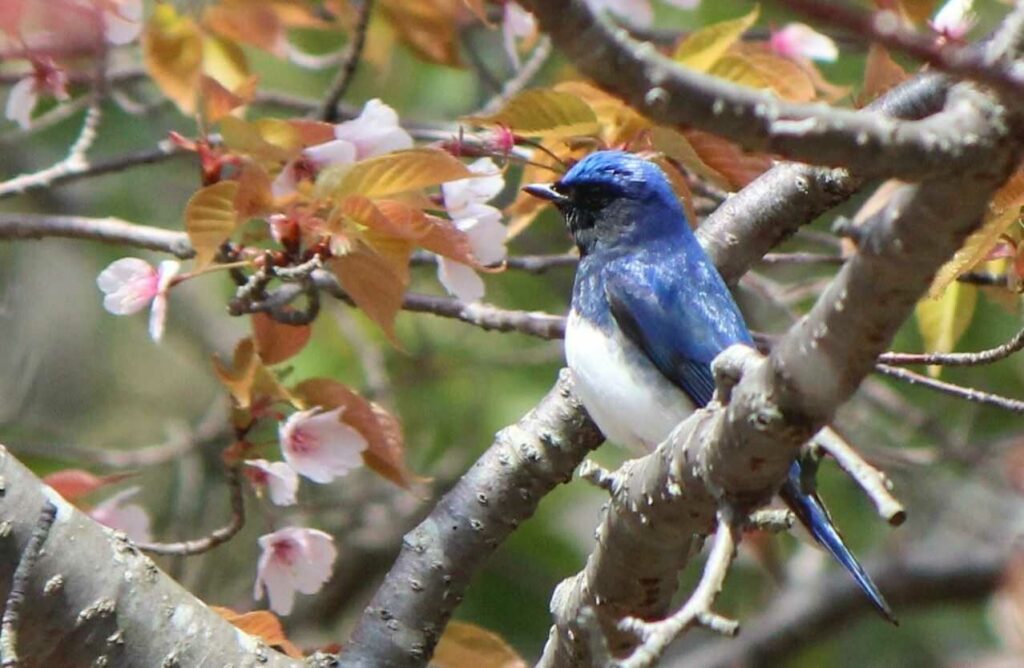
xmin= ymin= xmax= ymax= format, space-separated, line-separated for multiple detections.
xmin=770 ymin=23 xmax=838 ymax=62
xmin=334 ymin=99 xmax=413 ymax=159
xmin=104 ymin=0 xmax=143 ymax=45
xmin=97 ymin=258 xmax=159 ymax=315
xmin=279 ymin=407 xmax=368 ymax=483
xmin=438 ymin=258 xmax=486 ymax=303
xmin=442 ymin=158 xmax=504 ymax=212
xmin=5 ymin=77 xmax=37 ymax=130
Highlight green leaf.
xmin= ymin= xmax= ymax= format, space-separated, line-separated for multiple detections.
xmin=916 ymin=281 xmax=978 ymax=377
xmin=463 ymin=89 xmax=600 ymax=138
xmin=673 ymin=4 xmax=760 ymax=72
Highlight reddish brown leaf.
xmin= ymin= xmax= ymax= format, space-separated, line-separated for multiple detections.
xmin=327 ymin=242 xmax=411 ymax=344
xmin=43 ymin=469 xmax=136 ymax=503
xmin=294 ymin=378 xmax=422 ymax=487
xmin=234 ymin=160 xmax=274 ymax=219
xmin=204 ymin=1 xmax=286 ymax=56
xmin=378 ymin=0 xmax=464 ymax=66
xmin=680 ymin=129 xmax=773 ymax=190
xmin=211 ymin=606 xmax=303 ymax=658
xmin=860 ymin=44 xmax=909 ymax=106
xmin=433 ymin=621 xmax=529 ymax=668
xmin=251 ymin=313 xmax=312 ymax=364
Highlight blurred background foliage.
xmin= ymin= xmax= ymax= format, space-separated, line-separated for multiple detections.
xmin=1 ymin=0 xmax=1023 ymax=665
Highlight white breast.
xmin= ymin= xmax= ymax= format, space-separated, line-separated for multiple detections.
xmin=565 ymin=310 xmax=696 ymax=452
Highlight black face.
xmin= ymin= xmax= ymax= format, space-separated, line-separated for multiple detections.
xmin=524 ymin=181 xmax=623 ymax=257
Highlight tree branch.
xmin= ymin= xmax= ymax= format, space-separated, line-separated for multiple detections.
xmin=319 ymin=0 xmax=374 ymax=122
xmin=516 ymin=0 xmax=1003 ymax=179
xmin=0 ymin=447 xmax=300 ymax=667
xmin=669 ymin=545 xmax=1008 ymax=668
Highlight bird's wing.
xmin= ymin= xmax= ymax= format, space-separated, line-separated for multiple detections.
xmin=604 ymin=261 xmax=750 ymax=408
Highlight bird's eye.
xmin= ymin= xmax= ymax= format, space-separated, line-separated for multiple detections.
xmin=570 ymin=184 xmax=613 ymax=211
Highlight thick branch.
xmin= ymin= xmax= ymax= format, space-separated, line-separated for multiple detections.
xmin=0 ymin=447 xmax=299 ymax=667
xmin=517 ymin=0 xmax=999 ymax=179
xmin=338 ymin=371 xmax=605 ymax=666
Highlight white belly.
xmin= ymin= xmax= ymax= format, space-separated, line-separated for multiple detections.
xmin=565 ymin=310 xmax=696 ymax=452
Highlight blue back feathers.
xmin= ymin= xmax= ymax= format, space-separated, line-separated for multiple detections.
xmin=545 ymin=150 xmax=896 ymax=623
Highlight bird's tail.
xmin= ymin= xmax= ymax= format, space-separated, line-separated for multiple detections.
xmin=779 ymin=461 xmax=897 ymax=625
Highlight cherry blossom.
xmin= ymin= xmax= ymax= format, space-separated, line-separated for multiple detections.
xmin=4 ymin=57 xmax=69 ymax=130
xmin=244 ymin=459 xmax=300 ymax=506
xmin=272 ymin=99 xmax=413 ymax=198
xmin=770 ymin=23 xmax=839 ymax=63
xmin=96 ymin=257 xmax=180 ymax=342
xmin=89 ymin=486 xmax=153 ymax=543
xmin=101 ymin=0 xmax=143 ymax=45
xmin=279 ymin=407 xmax=368 ymax=483
xmin=931 ymin=0 xmax=976 ymax=41
xmin=438 ymin=158 xmax=508 ymax=302
xmin=254 ymin=527 xmax=337 ymax=615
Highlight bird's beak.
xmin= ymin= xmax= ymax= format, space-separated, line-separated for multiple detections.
xmin=523 ymin=183 xmax=569 ymax=205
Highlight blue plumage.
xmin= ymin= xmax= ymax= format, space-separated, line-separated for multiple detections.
xmin=525 ymin=150 xmax=895 ymax=623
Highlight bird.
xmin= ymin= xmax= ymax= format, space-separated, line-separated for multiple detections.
xmin=524 ymin=149 xmax=896 ymax=624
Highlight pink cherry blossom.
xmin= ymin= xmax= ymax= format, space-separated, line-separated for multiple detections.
xmin=102 ymin=0 xmax=142 ymax=45
xmin=244 ymin=459 xmax=299 ymax=506
xmin=254 ymin=527 xmax=337 ymax=615
xmin=4 ymin=58 xmax=69 ymax=130
xmin=96 ymin=257 xmax=180 ymax=342
xmin=279 ymin=407 xmax=368 ymax=483
xmin=89 ymin=486 xmax=153 ymax=543
xmin=271 ymin=99 xmax=413 ymax=198
xmin=931 ymin=0 xmax=975 ymax=41
xmin=770 ymin=23 xmax=839 ymax=63
xmin=438 ymin=159 xmax=508 ymax=302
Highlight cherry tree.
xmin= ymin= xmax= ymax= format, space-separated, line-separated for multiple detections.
xmin=1 ymin=0 xmax=1024 ymax=666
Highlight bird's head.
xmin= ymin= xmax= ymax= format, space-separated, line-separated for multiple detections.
xmin=523 ymin=150 xmax=690 ymax=256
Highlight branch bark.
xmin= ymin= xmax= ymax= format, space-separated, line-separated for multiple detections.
xmin=0 ymin=447 xmax=300 ymax=668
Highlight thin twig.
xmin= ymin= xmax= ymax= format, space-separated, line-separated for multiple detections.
xmin=616 ymin=513 xmax=740 ymax=668
xmin=136 ymin=466 xmax=245 ymax=556
xmin=0 ymin=213 xmax=194 ymax=258
xmin=319 ymin=0 xmax=373 ymax=122
xmin=880 ymin=326 xmax=1024 ymax=367
xmin=0 ymin=500 xmax=57 ymax=667
xmin=875 ymin=363 xmax=1024 ymax=413
xmin=0 ymin=139 xmax=190 ymax=200
xmin=474 ymin=36 xmax=553 ymax=117
xmin=813 ymin=427 xmax=906 ymax=526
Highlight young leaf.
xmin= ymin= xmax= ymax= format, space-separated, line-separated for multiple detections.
xmin=252 ymin=312 xmax=312 ymax=365
xmin=211 ymin=607 xmax=303 ymax=658
xmin=234 ymin=160 xmax=274 ymax=219
xmin=860 ymin=44 xmax=909 ymax=105
xmin=916 ymin=281 xmax=978 ymax=377
xmin=433 ymin=621 xmax=529 ymax=668
xmin=142 ymin=4 xmax=204 ymax=114
xmin=202 ymin=34 xmax=250 ymax=96
xmin=463 ymin=89 xmax=600 ymax=139
xmin=679 ymin=129 xmax=773 ymax=190
xmin=674 ymin=4 xmax=760 ymax=72
xmin=203 ymin=2 xmax=286 ymax=55
xmin=327 ymin=242 xmax=411 ymax=344
xmin=930 ymin=169 xmax=1024 ymax=296
xmin=340 ymin=197 xmax=479 ymax=266
xmin=319 ymin=149 xmax=473 ymax=200
xmin=184 ymin=180 xmax=240 ymax=268
xmin=649 ymin=127 xmax=730 ymax=190
xmin=212 ymin=338 xmax=261 ymax=409
xmin=200 ymin=74 xmax=257 ymax=124
xmin=379 ymin=0 xmax=462 ymax=66
xmin=711 ymin=45 xmax=816 ymax=102
xmin=294 ymin=378 xmax=421 ymax=487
